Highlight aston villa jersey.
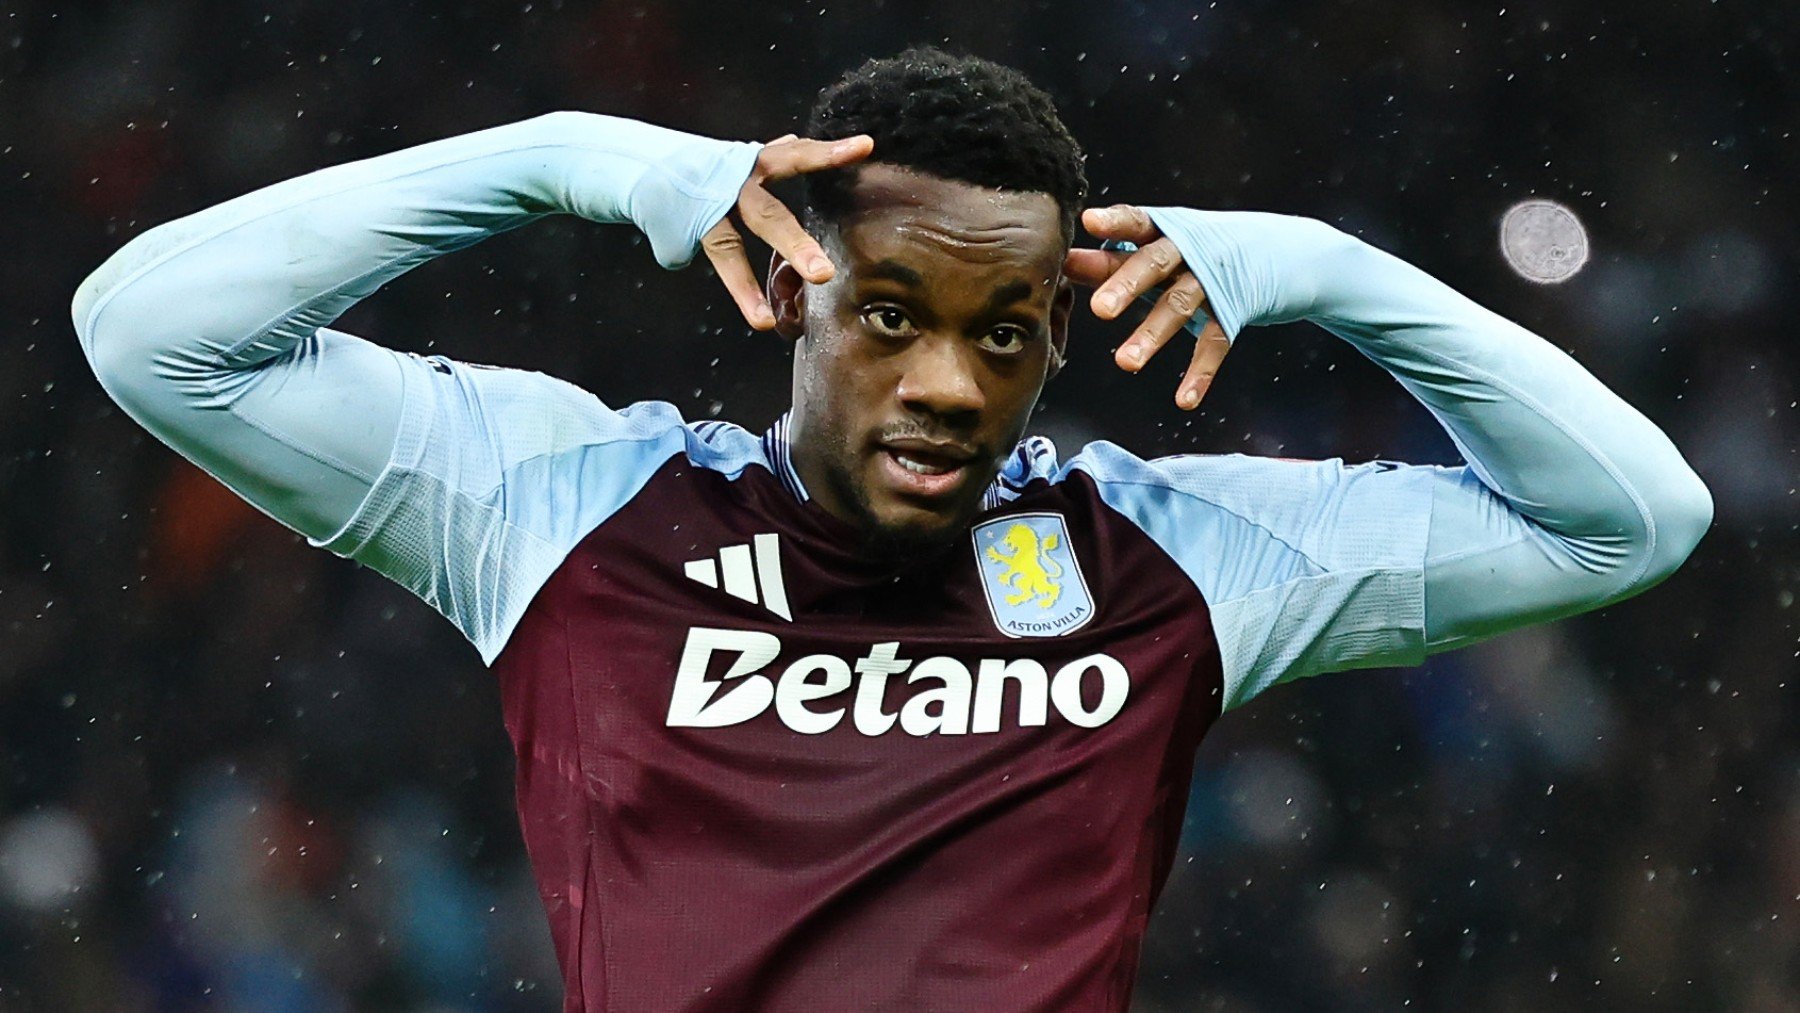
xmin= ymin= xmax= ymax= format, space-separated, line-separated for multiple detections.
xmin=306 ymin=354 xmax=1436 ymax=1011
xmin=74 ymin=108 xmax=1707 ymax=1013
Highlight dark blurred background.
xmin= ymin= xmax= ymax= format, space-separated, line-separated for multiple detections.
xmin=2 ymin=1 xmax=1795 ymax=1009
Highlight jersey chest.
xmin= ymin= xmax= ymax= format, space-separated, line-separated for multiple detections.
xmin=515 ymin=462 xmax=1221 ymax=764
xmin=489 ymin=460 xmax=1228 ymax=1009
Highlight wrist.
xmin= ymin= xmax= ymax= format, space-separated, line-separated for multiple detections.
xmin=1140 ymin=207 xmax=1356 ymax=339
xmin=523 ymin=111 xmax=763 ymax=269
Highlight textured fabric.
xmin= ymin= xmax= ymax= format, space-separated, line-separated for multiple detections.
xmin=1069 ymin=446 xmax=1433 ymax=709
xmin=1138 ymin=206 xmax=1713 ymax=694
xmin=71 ymin=110 xmax=762 ymax=662
xmin=307 ymin=355 xmax=771 ymax=664
xmin=493 ymin=456 xmax=1221 ymax=1011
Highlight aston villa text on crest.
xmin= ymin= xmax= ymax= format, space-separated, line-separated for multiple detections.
xmin=1003 ymin=603 xmax=1093 ymax=636
xmin=667 ymin=627 xmax=1130 ymax=736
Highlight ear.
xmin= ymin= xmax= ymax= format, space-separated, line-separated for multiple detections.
xmin=765 ymin=251 xmax=806 ymax=341
xmin=1046 ymin=274 xmax=1074 ymax=379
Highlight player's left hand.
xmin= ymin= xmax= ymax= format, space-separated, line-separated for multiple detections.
xmin=1063 ymin=204 xmax=1232 ymax=410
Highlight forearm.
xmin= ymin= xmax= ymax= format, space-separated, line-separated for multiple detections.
xmin=1143 ymin=208 xmax=1712 ymax=647
xmin=73 ymin=111 xmax=756 ymax=376
xmin=71 ymin=111 xmax=758 ymax=540
xmin=1308 ymin=236 xmax=1712 ymax=588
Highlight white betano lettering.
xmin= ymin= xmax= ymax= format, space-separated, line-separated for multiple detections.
xmin=775 ymin=654 xmax=852 ymax=734
xmin=665 ymin=629 xmax=1130 ymax=736
xmin=900 ymin=657 xmax=973 ymax=736
xmin=666 ymin=627 xmax=780 ymax=727
xmin=852 ymin=642 xmax=908 ymax=735
xmin=972 ymin=658 xmax=1050 ymax=733
xmin=1049 ymin=654 xmax=1130 ymax=728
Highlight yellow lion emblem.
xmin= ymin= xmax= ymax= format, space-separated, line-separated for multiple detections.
xmin=984 ymin=523 xmax=1064 ymax=608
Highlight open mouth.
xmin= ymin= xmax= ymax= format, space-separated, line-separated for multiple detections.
xmin=876 ymin=441 xmax=977 ymax=500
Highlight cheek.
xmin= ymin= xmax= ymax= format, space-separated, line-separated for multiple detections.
xmin=983 ymin=358 xmax=1046 ymax=410
xmin=808 ymin=317 xmax=886 ymax=392
xmin=798 ymin=329 xmax=887 ymax=432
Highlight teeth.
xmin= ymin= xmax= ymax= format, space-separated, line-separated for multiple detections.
xmin=894 ymin=452 xmax=952 ymax=476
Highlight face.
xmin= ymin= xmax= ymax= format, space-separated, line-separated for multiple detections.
xmin=767 ymin=163 xmax=1073 ymax=556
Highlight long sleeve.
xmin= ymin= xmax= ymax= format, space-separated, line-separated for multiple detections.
xmin=1078 ymin=208 xmax=1713 ymax=709
xmin=71 ymin=112 xmax=763 ymax=663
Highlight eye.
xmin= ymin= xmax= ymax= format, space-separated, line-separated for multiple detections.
xmin=977 ymin=326 xmax=1033 ymax=356
xmin=860 ymin=305 xmax=915 ymax=338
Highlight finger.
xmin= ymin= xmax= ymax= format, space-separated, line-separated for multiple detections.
xmin=700 ymin=218 xmax=775 ymax=329
xmin=1091 ymin=237 xmax=1184 ymax=320
xmin=1062 ymin=247 xmax=1132 ymax=289
xmin=736 ymin=181 xmax=835 ymax=283
xmin=764 ymin=132 xmax=800 ymax=145
xmin=754 ymin=134 xmax=874 ymax=181
xmin=1113 ymin=271 xmax=1209 ymax=372
xmin=1175 ymin=319 xmax=1232 ymax=410
xmin=1081 ymin=204 xmax=1160 ymax=244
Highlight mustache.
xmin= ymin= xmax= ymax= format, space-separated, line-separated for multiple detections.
xmin=874 ymin=420 xmax=981 ymax=447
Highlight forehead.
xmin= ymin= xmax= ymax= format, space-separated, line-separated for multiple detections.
xmin=833 ymin=164 xmax=1066 ymax=287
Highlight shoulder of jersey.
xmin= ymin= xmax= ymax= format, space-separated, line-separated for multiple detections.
xmin=683 ymin=417 xmax=766 ymax=470
xmin=602 ymin=405 xmax=774 ymax=482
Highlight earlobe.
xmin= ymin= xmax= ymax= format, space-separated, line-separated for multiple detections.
xmin=766 ymin=252 xmax=807 ymax=341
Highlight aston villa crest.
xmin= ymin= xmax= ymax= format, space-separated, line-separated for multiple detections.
xmin=972 ymin=512 xmax=1095 ymax=638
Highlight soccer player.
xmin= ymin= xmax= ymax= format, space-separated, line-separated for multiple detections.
xmin=73 ymin=47 xmax=1709 ymax=1012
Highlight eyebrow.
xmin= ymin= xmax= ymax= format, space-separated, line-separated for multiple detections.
xmin=864 ymin=259 xmax=1040 ymax=315
xmin=864 ymin=259 xmax=925 ymax=287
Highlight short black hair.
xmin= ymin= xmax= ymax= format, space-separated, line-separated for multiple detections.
xmin=802 ymin=46 xmax=1088 ymax=247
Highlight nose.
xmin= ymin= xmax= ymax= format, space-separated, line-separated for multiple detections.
xmin=894 ymin=334 xmax=984 ymax=423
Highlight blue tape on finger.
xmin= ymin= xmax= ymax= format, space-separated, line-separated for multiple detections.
xmin=1097 ymin=239 xmax=1211 ymax=340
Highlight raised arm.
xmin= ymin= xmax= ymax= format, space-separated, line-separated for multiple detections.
xmin=1066 ymin=206 xmax=1713 ymax=708
xmin=72 ymin=112 xmax=866 ymax=664
xmin=71 ymin=111 xmax=763 ymax=540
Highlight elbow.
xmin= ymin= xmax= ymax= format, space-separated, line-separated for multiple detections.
xmin=1630 ymin=462 xmax=1714 ymax=591
xmin=73 ymin=270 xmax=140 ymax=405
xmin=73 ymin=263 xmax=178 ymax=417
xmin=73 ymin=265 xmax=130 ymax=394
xmin=1549 ymin=451 xmax=1714 ymax=605
xmin=72 ymin=259 xmax=115 ymax=358
xmin=1651 ymin=464 xmax=1714 ymax=574
xmin=72 ymin=220 xmax=205 ymax=400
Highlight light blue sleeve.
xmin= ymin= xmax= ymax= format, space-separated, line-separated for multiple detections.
xmin=298 ymin=362 xmax=760 ymax=666
xmin=1072 ymin=446 xmax=1436 ymax=709
xmin=71 ymin=111 xmax=766 ymax=664
xmin=1082 ymin=208 xmax=1714 ymax=710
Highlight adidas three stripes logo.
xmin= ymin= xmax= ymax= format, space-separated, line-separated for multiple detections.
xmin=683 ymin=533 xmax=792 ymax=621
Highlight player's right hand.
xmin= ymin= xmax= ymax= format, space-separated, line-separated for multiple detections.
xmin=701 ymin=133 xmax=874 ymax=330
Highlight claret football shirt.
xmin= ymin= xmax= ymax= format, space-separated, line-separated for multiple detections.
xmin=311 ymin=358 xmax=1431 ymax=1008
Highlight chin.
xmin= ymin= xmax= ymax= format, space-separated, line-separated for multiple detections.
xmin=849 ymin=489 xmax=984 ymax=562
xmin=854 ymin=511 xmax=967 ymax=564
xmin=816 ymin=451 xmax=995 ymax=562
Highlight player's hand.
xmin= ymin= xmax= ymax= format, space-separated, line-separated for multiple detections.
xmin=701 ymin=132 xmax=874 ymax=331
xmin=1063 ymin=204 xmax=1232 ymax=410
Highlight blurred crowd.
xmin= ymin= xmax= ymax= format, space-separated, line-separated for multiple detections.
xmin=1 ymin=0 xmax=1794 ymax=1009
